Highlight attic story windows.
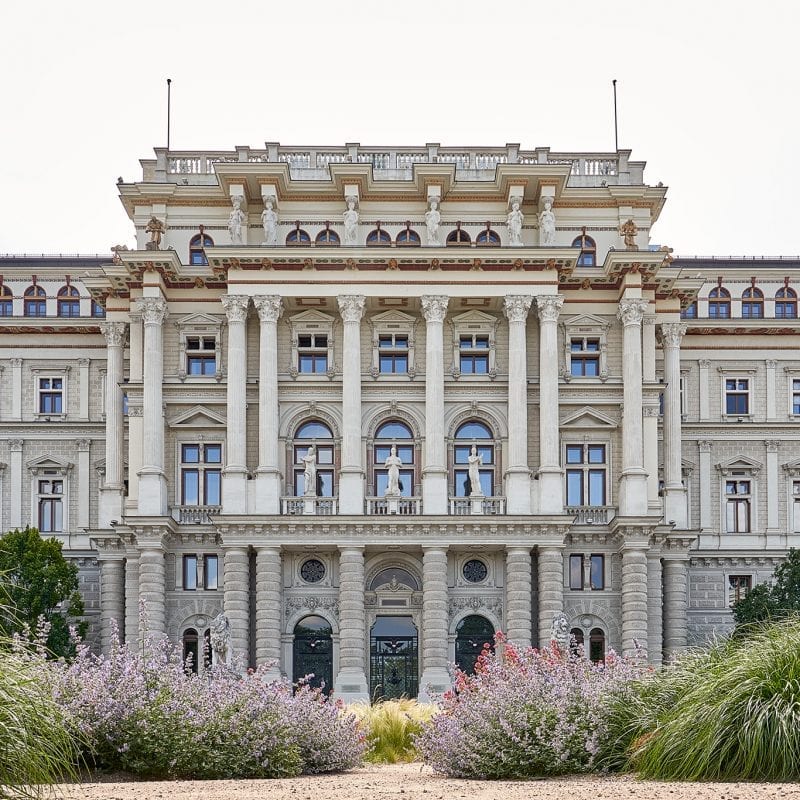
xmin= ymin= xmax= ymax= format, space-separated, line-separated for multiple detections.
xmin=561 ymin=315 xmax=609 ymax=381
xmin=369 ymin=310 xmax=417 ymax=378
xmin=288 ymin=310 xmax=335 ymax=379
xmin=176 ymin=314 xmax=223 ymax=381
xmin=449 ymin=311 xmax=498 ymax=379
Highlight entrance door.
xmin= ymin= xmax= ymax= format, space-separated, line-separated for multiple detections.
xmin=292 ymin=615 xmax=333 ymax=694
xmin=455 ymin=614 xmax=495 ymax=675
xmin=370 ymin=615 xmax=419 ymax=700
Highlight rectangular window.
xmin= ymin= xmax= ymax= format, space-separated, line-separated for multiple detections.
xmin=776 ymin=301 xmax=797 ymax=319
xmin=725 ymin=480 xmax=751 ymax=532
xmin=298 ymin=334 xmax=328 ymax=374
xmin=565 ymin=444 xmax=607 ymax=506
xmin=792 ymin=380 xmax=800 ymax=416
xmin=570 ymin=338 xmax=600 ymax=377
xmin=183 ymin=554 xmax=198 ymax=591
xmin=378 ymin=334 xmax=409 ymax=374
xmin=204 ymin=554 xmax=219 ymax=590
xmin=724 ymin=378 xmax=750 ymax=415
xmin=38 ymin=377 xmax=64 ymax=414
xmin=186 ymin=336 xmax=217 ymax=376
xmin=741 ymin=301 xmax=763 ymax=319
xmin=459 ymin=335 xmax=489 ymax=374
xmin=728 ymin=574 xmax=752 ymax=606
xmin=793 ymin=481 xmax=800 ymax=532
xmin=590 ymin=554 xmax=605 ymax=590
xmin=569 ymin=554 xmax=584 ymax=590
xmin=180 ymin=443 xmax=222 ymax=506
xmin=37 ymin=479 xmax=63 ymax=532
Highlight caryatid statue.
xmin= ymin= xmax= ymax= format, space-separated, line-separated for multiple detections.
xmin=261 ymin=198 xmax=278 ymax=245
xmin=538 ymin=199 xmax=556 ymax=246
xmin=384 ymin=443 xmax=403 ymax=496
xmin=228 ymin=196 xmax=246 ymax=245
xmin=302 ymin=444 xmax=317 ymax=497
xmin=507 ymin=200 xmax=524 ymax=246
xmin=343 ymin=197 xmax=359 ymax=245
xmin=425 ymin=199 xmax=441 ymax=246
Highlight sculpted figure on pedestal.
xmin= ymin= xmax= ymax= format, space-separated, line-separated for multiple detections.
xmin=210 ymin=612 xmax=232 ymax=666
xmin=468 ymin=444 xmax=483 ymax=496
xmin=261 ymin=199 xmax=278 ymax=245
xmin=343 ymin=197 xmax=359 ymax=245
xmin=550 ymin=612 xmax=569 ymax=654
xmin=507 ymin=201 xmax=524 ymax=246
xmin=384 ymin=444 xmax=403 ymax=496
xmin=303 ymin=444 xmax=317 ymax=496
xmin=620 ymin=218 xmax=639 ymax=250
xmin=228 ymin=196 xmax=246 ymax=245
xmin=538 ymin=199 xmax=556 ymax=246
xmin=425 ymin=199 xmax=441 ymax=246
xmin=145 ymin=217 xmax=165 ymax=250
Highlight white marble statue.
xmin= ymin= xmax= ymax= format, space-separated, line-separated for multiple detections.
xmin=384 ymin=444 xmax=403 ymax=497
xmin=507 ymin=201 xmax=524 ymax=247
xmin=538 ymin=199 xmax=556 ymax=246
xmin=425 ymin=199 xmax=441 ymax=246
xmin=550 ymin=612 xmax=569 ymax=654
xmin=467 ymin=444 xmax=483 ymax=496
xmin=228 ymin=196 xmax=246 ymax=245
xmin=302 ymin=444 xmax=317 ymax=496
xmin=343 ymin=198 xmax=359 ymax=246
xmin=210 ymin=612 xmax=232 ymax=666
xmin=261 ymin=199 xmax=278 ymax=245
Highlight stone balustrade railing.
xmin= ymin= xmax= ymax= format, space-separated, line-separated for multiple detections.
xmin=449 ymin=496 xmax=507 ymax=516
xmin=365 ymin=497 xmax=423 ymax=516
xmin=173 ymin=505 xmax=220 ymax=524
xmin=566 ymin=505 xmax=615 ymax=524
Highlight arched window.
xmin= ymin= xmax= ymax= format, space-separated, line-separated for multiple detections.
xmin=24 ymin=285 xmax=46 ymax=317
xmin=91 ymin=300 xmax=106 ymax=318
xmin=455 ymin=615 xmax=495 ymax=675
xmin=589 ymin=627 xmax=606 ymax=663
xmin=369 ymin=567 xmax=419 ymax=590
xmin=396 ymin=224 xmax=420 ymax=246
xmin=572 ymin=232 xmax=596 ymax=266
xmin=366 ymin=225 xmax=391 ymax=246
xmin=189 ymin=233 xmax=214 ymax=265
xmin=0 ymin=286 xmax=12 ymax=316
xmin=680 ymin=301 xmax=698 ymax=319
xmin=372 ymin=420 xmax=415 ymax=498
xmin=293 ymin=615 xmax=333 ymax=694
xmin=182 ymin=627 xmax=210 ymax=673
xmin=570 ymin=627 xmax=585 ymax=658
xmin=446 ymin=224 xmax=471 ymax=247
xmin=708 ymin=286 xmax=731 ymax=319
xmin=57 ymin=285 xmax=80 ymax=317
xmin=315 ymin=225 xmax=340 ymax=246
xmin=286 ymin=223 xmax=311 ymax=246
xmin=292 ymin=420 xmax=334 ymax=497
xmin=776 ymin=286 xmax=798 ymax=319
xmin=476 ymin=225 xmax=500 ymax=246
xmin=741 ymin=286 xmax=763 ymax=319
xmin=453 ymin=420 xmax=496 ymax=497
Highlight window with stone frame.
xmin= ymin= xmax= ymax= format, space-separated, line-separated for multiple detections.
xmin=368 ymin=310 xmax=417 ymax=378
xmin=23 ymin=284 xmax=47 ymax=317
xmin=569 ymin=337 xmax=601 ymax=377
xmin=725 ymin=479 xmax=752 ymax=533
xmin=728 ymin=574 xmax=752 ymax=606
xmin=371 ymin=419 xmax=416 ymax=498
xmin=179 ymin=442 xmax=222 ymax=507
xmin=186 ymin=336 xmax=217 ymax=376
xmin=775 ymin=286 xmax=798 ymax=319
xmin=560 ymin=315 xmax=609 ymax=381
xmin=741 ymin=286 xmax=764 ymax=319
xmin=182 ymin=553 xmax=218 ymax=591
xmin=287 ymin=310 xmax=335 ymax=379
xmin=57 ymin=285 xmax=81 ymax=317
xmin=448 ymin=311 xmax=499 ymax=379
xmin=291 ymin=419 xmax=336 ymax=497
xmin=452 ymin=420 xmax=497 ymax=497
xmin=37 ymin=477 xmax=63 ymax=533
xmin=36 ymin=376 xmax=65 ymax=415
xmin=569 ymin=553 xmax=605 ymax=590
xmin=176 ymin=313 xmax=224 ymax=381
xmin=790 ymin=378 xmax=800 ymax=416
xmin=793 ymin=480 xmax=800 ymax=532
xmin=565 ymin=443 xmax=608 ymax=507
xmin=723 ymin=377 xmax=751 ymax=416
xmin=707 ymin=285 xmax=731 ymax=319
xmin=0 ymin=285 xmax=12 ymax=316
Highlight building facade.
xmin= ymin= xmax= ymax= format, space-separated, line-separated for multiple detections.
xmin=1 ymin=142 xmax=798 ymax=700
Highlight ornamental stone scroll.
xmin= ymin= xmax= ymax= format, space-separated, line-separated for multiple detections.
xmin=421 ymin=295 xmax=449 ymax=324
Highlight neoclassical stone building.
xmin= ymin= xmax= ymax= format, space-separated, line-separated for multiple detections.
xmin=1 ymin=142 xmax=798 ymax=700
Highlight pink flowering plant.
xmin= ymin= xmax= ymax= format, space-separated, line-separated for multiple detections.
xmin=415 ymin=632 xmax=644 ymax=779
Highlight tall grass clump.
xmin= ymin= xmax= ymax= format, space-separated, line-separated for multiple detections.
xmin=349 ymin=699 xmax=436 ymax=763
xmin=416 ymin=633 xmax=643 ymax=778
xmin=601 ymin=616 xmax=800 ymax=781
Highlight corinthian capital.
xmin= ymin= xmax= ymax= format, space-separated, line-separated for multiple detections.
xmin=253 ymin=295 xmax=283 ymax=323
xmin=421 ymin=295 xmax=449 ymax=324
xmin=137 ymin=297 xmax=167 ymax=325
xmin=660 ymin=322 xmax=687 ymax=349
xmin=99 ymin=321 xmax=127 ymax=348
xmin=337 ymin=294 xmax=366 ymax=324
xmin=535 ymin=294 xmax=564 ymax=323
xmin=221 ymin=294 xmax=250 ymax=323
xmin=617 ymin=298 xmax=649 ymax=327
xmin=503 ymin=294 xmax=533 ymax=323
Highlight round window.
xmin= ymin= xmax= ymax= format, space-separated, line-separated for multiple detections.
xmin=300 ymin=558 xmax=326 ymax=583
xmin=462 ymin=559 xmax=488 ymax=583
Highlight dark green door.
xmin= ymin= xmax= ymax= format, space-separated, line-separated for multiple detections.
xmin=293 ymin=615 xmax=333 ymax=694
xmin=455 ymin=614 xmax=495 ymax=675
xmin=370 ymin=616 xmax=419 ymax=700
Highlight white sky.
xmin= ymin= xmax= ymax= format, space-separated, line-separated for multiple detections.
xmin=1 ymin=0 xmax=798 ymax=257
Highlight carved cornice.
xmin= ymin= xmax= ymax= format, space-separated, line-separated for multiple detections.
xmin=421 ymin=295 xmax=449 ymax=324
xmin=137 ymin=297 xmax=167 ymax=325
xmin=337 ymin=294 xmax=366 ymax=324
xmin=617 ymin=298 xmax=649 ymax=327
xmin=253 ymin=294 xmax=283 ymax=323
xmin=220 ymin=294 xmax=250 ymax=323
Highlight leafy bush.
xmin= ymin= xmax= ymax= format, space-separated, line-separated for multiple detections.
xmin=416 ymin=633 xmax=642 ymax=778
xmin=349 ymin=699 xmax=436 ymax=763
xmin=733 ymin=547 xmax=800 ymax=628
xmin=49 ymin=632 xmax=365 ymax=779
xmin=601 ymin=616 xmax=800 ymax=781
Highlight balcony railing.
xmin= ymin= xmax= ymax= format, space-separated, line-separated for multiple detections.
xmin=449 ymin=496 xmax=507 ymax=516
xmin=173 ymin=505 xmax=220 ymax=524
xmin=365 ymin=496 xmax=423 ymax=515
xmin=566 ymin=505 xmax=615 ymax=525
xmin=281 ymin=497 xmax=338 ymax=515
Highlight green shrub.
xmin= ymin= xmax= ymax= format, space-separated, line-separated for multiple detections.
xmin=349 ymin=699 xmax=436 ymax=763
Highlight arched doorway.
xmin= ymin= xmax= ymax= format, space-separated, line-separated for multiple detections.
xmin=455 ymin=615 xmax=495 ymax=675
xmin=370 ymin=615 xmax=419 ymax=700
xmin=182 ymin=627 xmax=211 ymax=674
xmin=292 ymin=615 xmax=333 ymax=694
xmin=589 ymin=627 xmax=606 ymax=663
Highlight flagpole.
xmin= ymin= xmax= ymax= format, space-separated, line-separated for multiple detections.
xmin=166 ymin=78 xmax=172 ymax=152
xmin=612 ymin=79 xmax=619 ymax=152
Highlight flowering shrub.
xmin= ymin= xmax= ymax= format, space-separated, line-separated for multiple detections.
xmin=416 ymin=633 xmax=643 ymax=778
xmin=45 ymin=632 xmax=365 ymax=779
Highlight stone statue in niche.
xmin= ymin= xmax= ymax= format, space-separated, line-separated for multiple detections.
xmin=538 ymin=199 xmax=556 ymax=246
xmin=303 ymin=444 xmax=317 ymax=496
xmin=261 ymin=199 xmax=278 ymax=245
xmin=550 ymin=612 xmax=569 ymax=654
xmin=620 ymin=218 xmax=639 ymax=250
xmin=343 ymin=197 xmax=359 ymax=245
xmin=210 ymin=612 xmax=232 ymax=666
xmin=384 ymin=444 xmax=403 ymax=497
xmin=425 ymin=199 xmax=441 ymax=246
xmin=468 ymin=444 xmax=483 ymax=496
xmin=145 ymin=217 xmax=165 ymax=250
xmin=507 ymin=200 xmax=524 ymax=246
xmin=228 ymin=196 xmax=246 ymax=245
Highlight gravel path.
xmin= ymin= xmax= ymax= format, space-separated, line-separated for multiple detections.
xmin=59 ymin=762 xmax=800 ymax=800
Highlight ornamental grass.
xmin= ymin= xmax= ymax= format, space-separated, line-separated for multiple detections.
xmin=349 ymin=699 xmax=437 ymax=763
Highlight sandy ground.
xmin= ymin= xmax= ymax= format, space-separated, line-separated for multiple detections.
xmin=58 ymin=762 xmax=800 ymax=800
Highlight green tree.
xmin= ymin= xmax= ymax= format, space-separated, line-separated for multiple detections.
xmin=0 ymin=527 xmax=86 ymax=658
xmin=733 ymin=547 xmax=800 ymax=627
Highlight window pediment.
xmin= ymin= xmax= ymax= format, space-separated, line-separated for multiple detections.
xmin=26 ymin=454 xmax=73 ymax=474
xmin=783 ymin=458 xmax=800 ymax=476
xmin=560 ymin=406 xmax=618 ymax=428
xmin=561 ymin=313 xmax=611 ymax=331
xmin=169 ymin=405 xmax=227 ymax=428
xmin=716 ymin=455 xmax=762 ymax=476
xmin=175 ymin=312 xmax=224 ymax=330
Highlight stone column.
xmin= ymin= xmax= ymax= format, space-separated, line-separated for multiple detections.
xmin=698 ymin=440 xmax=713 ymax=530
xmin=8 ymin=439 xmax=22 ymax=529
xmin=505 ymin=547 xmax=532 ymax=648
xmin=661 ymin=323 xmax=688 ymax=528
xmin=421 ymin=296 xmax=449 ymax=514
xmin=138 ymin=544 xmax=166 ymax=640
xmin=662 ymin=557 xmax=689 ymax=661
xmin=10 ymin=358 xmax=22 ymax=420
xmin=253 ymin=296 xmax=283 ymax=513
xmin=126 ymin=314 xmax=143 ymax=511
xmin=75 ymin=439 xmax=91 ymax=530
xmin=620 ymin=542 xmax=649 ymax=658
xmin=124 ymin=553 xmax=140 ymax=646
xmin=337 ymin=296 xmax=366 ymax=514
xmin=334 ymin=546 xmax=369 ymax=700
xmin=420 ymin=546 xmax=450 ymax=699
xmin=255 ymin=546 xmax=282 ymax=680
xmin=646 ymin=550 xmax=663 ymax=666
xmin=137 ymin=297 xmax=168 ymax=516
xmin=642 ymin=317 xmax=660 ymax=513
xmin=99 ymin=557 xmax=125 ymax=654
xmin=503 ymin=296 xmax=533 ymax=514
xmin=766 ymin=360 xmax=777 ymax=421
xmin=99 ymin=322 xmax=127 ymax=527
xmin=221 ymin=295 xmax=250 ymax=514
xmin=617 ymin=298 xmax=649 ymax=516
xmin=698 ymin=359 xmax=711 ymax=421
xmin=223 ymin=546 xmax=251 ymax=667
xmin=536 ymin=296 xmax=564 ymax=514
xmin=537 ymin=545 xmax=564 ymax=648
xmin=766 ymin=440 xmax=780 ymax=533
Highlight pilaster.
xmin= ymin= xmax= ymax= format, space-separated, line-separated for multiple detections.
xmin=99 ymin=322 xmax=127 ymax=526
xmin=138 ymin=536 xmax=167 ymax=641
xmin=661 ymin=323 xmax=688 ymax=528
xmin=8 ymin=440 xmax=23 ymax=532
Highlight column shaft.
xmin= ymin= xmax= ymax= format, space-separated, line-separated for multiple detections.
xmin=99 ymin=558 xmax=125 ymax=654
xmin=537 ymin=546 xmax=564 ymax=648
xmin=621 ymin=547 xmax=649 ymax=658
xmin=99 ymin=323 xmax=126 ymax=526
xmin=420 ymin=547 xmax=449 ymax=696
xmin=334 ymin=546 xmax=368 ymax=700
xmin=505 ymin=547 xmax=532 ymax=648
xmin=255 ymin=546 xmax=282 ymax=679
xmin=223 ymin=547 xmax=251 ymax=666
xmin=138 ymin=547 xmax=166 ymax=639
xmin=662 ymin=557 xmax=689 ymax=661
xmin=662 ymin=324 xmax=687 ymax=527
xmin=646 ymin=551 xmax=663 ymax=666
xmin=124 ymin=554 xmax=139 ymax=646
